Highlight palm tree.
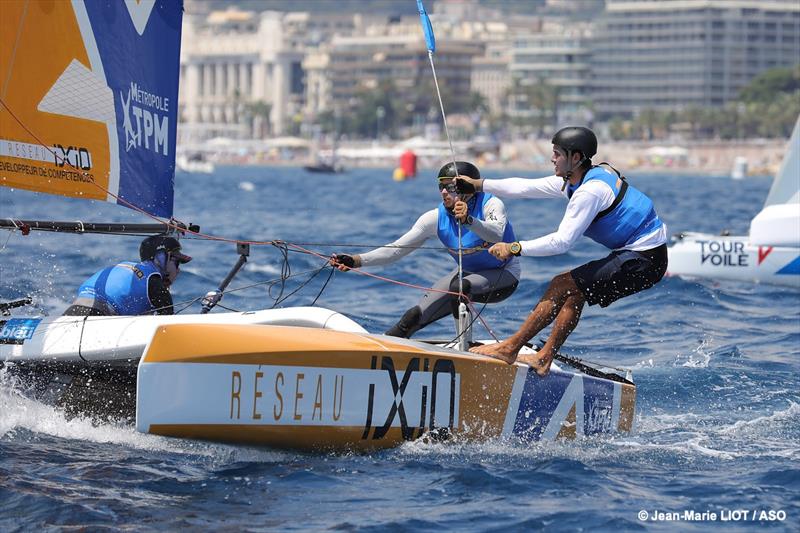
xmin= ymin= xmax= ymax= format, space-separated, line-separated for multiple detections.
xmin=244 ymin=100 xmax=272 ymax=139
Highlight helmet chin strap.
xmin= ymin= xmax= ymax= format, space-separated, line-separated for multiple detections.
xmin=561 ymin=152 xmax=574 ymax=191
xmin=560 ymin=150 xmax=587 ymax=191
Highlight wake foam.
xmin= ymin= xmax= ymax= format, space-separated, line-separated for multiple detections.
xmin=0 ymin=377 xmax=291 ymax=465
xmin=388 ymin=400 xmax=800 ymax=467
xmin=628 ymin=401 xmax=800 ymax=461
xmin=718 ymin=401 xmax=800 ymax=437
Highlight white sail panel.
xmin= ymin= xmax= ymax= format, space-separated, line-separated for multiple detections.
xmin=763 ymin=115 xmax=800 ymax=208
xmin=37 ymin=59 xmax=115 ymax=123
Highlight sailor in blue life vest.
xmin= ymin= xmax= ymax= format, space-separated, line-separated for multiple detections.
xmin=330 ymin=161 xmax=520 ymax=339
xmin=63 ymin=235 xmax=191 ymax=316
xmin=460 ymin=127 xmax=668 ymax=375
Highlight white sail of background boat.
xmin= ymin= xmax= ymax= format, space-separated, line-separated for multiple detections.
xmin=668 ymin=116 xmax=800 ymax=287
xmin=1 ymin=0 xmax=634 ymax=452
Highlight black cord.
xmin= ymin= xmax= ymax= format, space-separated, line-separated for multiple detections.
xmin=268 ymin=241 xmax=291 ymax=305
xmin=272 ymin=263 xmax=329 ymax=308
xmin=310 ymin=265 xmax=336 ymax=306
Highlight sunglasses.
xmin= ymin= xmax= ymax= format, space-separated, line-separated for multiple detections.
xmin=438 ymin=180 xmax=458 ymax=194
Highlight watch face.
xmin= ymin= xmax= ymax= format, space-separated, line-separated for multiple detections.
xmin=510 ymin=242 xmax=521 ymax=255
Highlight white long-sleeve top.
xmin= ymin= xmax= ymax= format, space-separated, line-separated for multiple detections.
xmin=358 ymin=196 xmax=521 ymax=279
xmin=483 ymin=175 xmax=667 ymax=256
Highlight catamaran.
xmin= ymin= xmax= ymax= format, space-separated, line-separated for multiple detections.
xmin=668 ymin=116 xmax=800 ymax=287
xmin=1 ymin=0 xmax=635 ymax=452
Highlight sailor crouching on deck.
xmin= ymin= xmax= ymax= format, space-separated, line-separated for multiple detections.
xmin=461 ymin=126 xmax=668 ymax=375
xmin=330 ymin=161 xmax=520 ymax=339
xmin=63 ymin=236 xmax=191 ymax=316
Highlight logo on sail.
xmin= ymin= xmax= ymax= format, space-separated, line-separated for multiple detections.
xmin=120 ymin=83 xmax=171 ymax=156
xmin=124 ymin=0 xmax=157 ymax=36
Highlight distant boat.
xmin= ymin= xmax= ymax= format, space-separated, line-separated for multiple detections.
xmin=303 ymin=161 xmax=345 ymax=174
xmin=731 ymin=156 xmax=748 ymax=180
xmin=668 ymin=116 xmax=800 ymax=287
xmin=176 ymin=152 xmax=215 ymax=174
xmin=305 ymin=125 xmax=344 ymax=174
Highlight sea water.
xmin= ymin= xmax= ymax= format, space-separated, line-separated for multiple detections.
xmin=1 ymin=166 xmax=798 ymax=531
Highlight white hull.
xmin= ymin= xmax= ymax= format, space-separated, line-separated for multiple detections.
xmin=0 ymin=307 xmax=365 ymax=363
xmin=668 ymin=232 xmax=800 ymax=287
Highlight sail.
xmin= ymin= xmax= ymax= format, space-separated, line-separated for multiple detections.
xmin=763 ymin=115 xmax=800 ymax=208
xmin=749 ymin=115 xmax=800 ymax=247
xmin=0 ymin=0 xmax=183 ymax=218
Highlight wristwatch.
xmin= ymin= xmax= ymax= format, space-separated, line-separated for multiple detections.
xmin=464 ymin=215 xmax=474 ymax=225
xmin=509 ymin=242 xmax=522 ymax=256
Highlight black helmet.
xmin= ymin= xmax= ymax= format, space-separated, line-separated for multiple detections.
xmin=437 ymin=161 xmax=480 ymax=194
xmin=140 ymin=235 xmax=192 ymax=263
xmin=552 ymin=126 xmax=597 ymax=160
xmin=437 ymin=161 xmax=481 ymax=180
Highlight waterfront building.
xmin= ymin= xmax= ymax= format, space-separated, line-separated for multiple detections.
xmin=471 ymin=42 xmax=512 ymax=116
xmin=303 ymin=32 xmax=483 ymax=124
xmin=592 ymin=0 xmax=800 ymax=119
xmin=507 ymin=22 xmax=594 ymax=129
xmin=179 ymin=8 xmax=304 ymax=140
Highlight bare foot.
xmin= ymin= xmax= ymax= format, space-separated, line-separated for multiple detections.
xmin=517 ymin=353 xmax=553 ymax=376
xmin=469 ymin=341 xmax=519 ymax=364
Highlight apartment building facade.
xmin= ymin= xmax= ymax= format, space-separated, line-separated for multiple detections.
xmin=592 ymin=0 xmax=800 ymax=119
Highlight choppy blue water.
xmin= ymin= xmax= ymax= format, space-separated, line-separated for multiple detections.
xmin=1 ymin=166 xmax=798 ymax=531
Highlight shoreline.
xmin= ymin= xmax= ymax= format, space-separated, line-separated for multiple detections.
xmin=204 ymin=159 xmax=772 ymax=178
xmin=198 ymin=138 xmax=786 ymax=177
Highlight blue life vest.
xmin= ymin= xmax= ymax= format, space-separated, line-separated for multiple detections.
xmin=437 ymin=192 xmax=516 ymax=271
xmin=566 ymin=165 xmax=663 ymax=250
xmin=76 ymin=261 xmax=161 ymax=315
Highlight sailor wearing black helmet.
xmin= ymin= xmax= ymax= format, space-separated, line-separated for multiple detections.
xmin=63 ymin=235 xmax=191 ymax=316
xmin=330 ymin=161 xmax=520 ymax=339
xmin=460 ymin=126 xmax=668 ymax=375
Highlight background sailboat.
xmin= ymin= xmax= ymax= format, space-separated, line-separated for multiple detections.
xmin=668 ymin=116 xmax=800 ymax=287
xmin=304 ymin=121 xmax=345 ymax=174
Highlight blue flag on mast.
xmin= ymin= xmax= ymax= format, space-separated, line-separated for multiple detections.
xmin=416 ymin=0 xmax=436 ymax=53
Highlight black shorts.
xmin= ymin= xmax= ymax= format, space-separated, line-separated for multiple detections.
xmin=62 ymin=304 xmax=109 ymax=316
xmin=570 ymin=244 xmax=668 ymax=308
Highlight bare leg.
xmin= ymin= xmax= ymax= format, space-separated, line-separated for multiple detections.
xmin=517 ymin=290 xmax=584 ymax=376
xmin=470 ymin=273 xmax=584 ymax=367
